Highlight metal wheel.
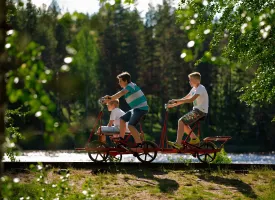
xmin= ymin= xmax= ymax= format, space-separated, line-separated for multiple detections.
xmin=87 ymin=141 xmax=109 ymax=162
xmin=136 ymin=141 xmax=158 ymax=163
xmin=197 ymin=142 xmax=217 ymax=163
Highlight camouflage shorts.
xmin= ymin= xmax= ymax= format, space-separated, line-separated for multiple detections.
xmin=180 ymin=109 xmax=207 ymax=125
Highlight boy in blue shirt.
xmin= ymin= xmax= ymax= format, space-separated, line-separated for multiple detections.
xmin=103 ymin=72 xmax=148 ymax=147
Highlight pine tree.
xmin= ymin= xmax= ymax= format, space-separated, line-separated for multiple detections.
xmin=71 ymin=25 xmax=99 ymax=119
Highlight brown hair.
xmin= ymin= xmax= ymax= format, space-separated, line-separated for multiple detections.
xmin=117 ymin=72 xmax=131 ymax=83
xmin=188 ymin=72 xmax=201 ymax=81
xmin=108 ymin=99 xmax=119 ymax=107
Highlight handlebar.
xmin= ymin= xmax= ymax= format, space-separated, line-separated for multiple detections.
xmin=98 ymin=96 xmax=112 ymax=111
xmin=98 ymin=97 xmax=111 ymax=104
xmin=98 ymin=98 xmax=104 ymax=105
xmin=98 ymin=97 xmax=108 ymax=110
xmin=98 ymin=98 xmax=105 ymax=110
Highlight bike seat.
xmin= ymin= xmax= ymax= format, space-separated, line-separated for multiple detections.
xmin=101 ymin=130 xmax=131 ymax=136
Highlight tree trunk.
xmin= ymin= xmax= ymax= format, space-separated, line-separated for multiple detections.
xmin=0 ymin=0 xmax=7 ymax=178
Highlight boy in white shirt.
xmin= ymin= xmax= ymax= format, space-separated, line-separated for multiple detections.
xmin=98 ymin=99 xmax=129 ymax=142
xmin=167 ymin=72 xmax=208 ymax=149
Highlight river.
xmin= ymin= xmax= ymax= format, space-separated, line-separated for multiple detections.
xmin=3 ymin=151 xmax=275 ymax=164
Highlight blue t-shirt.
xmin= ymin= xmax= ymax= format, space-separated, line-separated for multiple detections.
xmin=123 ymin=82 xmax=149 ymax=110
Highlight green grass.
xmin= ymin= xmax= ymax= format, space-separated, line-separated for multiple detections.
xmin=3 ymin=167 xmax=275 ymax=200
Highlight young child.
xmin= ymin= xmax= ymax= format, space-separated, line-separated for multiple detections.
xmin=103 ymin=72 xmax=148 ymax=147
xmin=98 ymin=99 xmax=129 ymax=142
xmin=167 ymin=72 xmax=208 ymax=149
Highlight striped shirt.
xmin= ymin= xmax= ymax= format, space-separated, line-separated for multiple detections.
xmin=123 ymin=82 xmax=149 ymax=111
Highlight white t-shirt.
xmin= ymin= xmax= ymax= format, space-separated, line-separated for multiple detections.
xmin=190 ymin=84 xmax=209 ymax=113
xmin=110 ymin=108 xmax=129 ymax=131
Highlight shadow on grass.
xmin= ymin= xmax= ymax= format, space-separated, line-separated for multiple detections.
xmin=198 ymin=174 xmax=257 ymax=199
xmin=93 ymin=167 xmax=179 ymax=193
xmin=126 ymin=169 xmax=179 ymax=193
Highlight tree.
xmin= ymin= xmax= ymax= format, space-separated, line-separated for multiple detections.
xmin=177 ymin=0 xmax=275 ymax=118
xmin=0 ymin=0 xmax=8 ymax=178
xmin=175 ymin=0 xmax=275 ymax=148
xmin=71 ymin=25 xmax=99 ymax=119
xmin=93 ymin=1 xmax=144 ymax=111
xmin=0 ymin=0 xmax=72 ymax=174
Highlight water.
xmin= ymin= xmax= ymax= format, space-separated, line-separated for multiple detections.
xmin=3 ymin=151 xmax=275 ymax=164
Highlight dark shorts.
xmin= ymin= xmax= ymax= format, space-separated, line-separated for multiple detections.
xmin=120 ymin=108 xmax=148 ymax=126
xmin=180 ymin=109 xmax=207 ymax=125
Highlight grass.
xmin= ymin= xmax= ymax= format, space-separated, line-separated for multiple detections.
xmin=3 ymin=167 xmax=275 ymax=200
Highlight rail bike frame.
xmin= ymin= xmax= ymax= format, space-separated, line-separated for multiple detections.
xmin=75 ymin=104 xmax=232 ymax=162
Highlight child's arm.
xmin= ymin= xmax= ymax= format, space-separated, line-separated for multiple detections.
xmin=182 ymin=93 xmax=192 ymax=100
xmin=167 ymin=93 xmax=191 ymax=107
xmin=168 ymin=94 xmax=199 ymax=108
xmin=177 ymin=94 xmax=199 ymax=104
xmin=107 ymin=120 xmax=114 ymax=127
xmin=103 ymin=89 xmax=129 ymax=103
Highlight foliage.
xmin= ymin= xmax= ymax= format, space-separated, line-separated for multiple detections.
xmin=4 ymin=107 xmax=29 ymax=162
xmin=6 ymin=32 xmax=56 ymax=131
xmin=176 ymin=0 xmax=275 ymax=120
xmin=5 ymin=31 xmax=68 ymax=141
xmin=212 ymin=148 xmax=232 ymax=164
xmin=1 ymin=163 xmax=98 ymax=199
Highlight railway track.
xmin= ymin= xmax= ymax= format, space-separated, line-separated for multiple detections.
xmin=3 ymin=162 xmax=275 ymax=172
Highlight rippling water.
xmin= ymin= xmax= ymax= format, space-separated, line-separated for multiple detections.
xmin=3 ymin=151 xmax=275 ymax=164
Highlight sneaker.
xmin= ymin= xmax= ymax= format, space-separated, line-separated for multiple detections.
xmin=189 ymin=137 xmax=200 ymax=145
xmin=167 ymin=141 xmax=182 ymax=149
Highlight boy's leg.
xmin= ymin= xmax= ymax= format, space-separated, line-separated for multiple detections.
xmin=100 ymin=135 xmax=106 ymax=143
xmin=183 ymin=123 xmax=197 ymax=139
xmin=176 ymin=119 xmax=185 ymax=145
xmin=120 ymin=111 xmax=131 ymax=139
xmin=183 ymin=109 xmax=207 ymax=145
xmin=128 ymin=125 xmax=142 ymax=144
xmin=179 ymin=109 xmax=203 ymax=138
xmin=175 ymin=120 xmax=197 ymax=145
xmin=168 ymin=110 xmax=204 ymax=148
xmin=119 ymin=119 xmax=127 ymax=138
xmin=97 ymin=126 xmax=107 ymax=143
xmin=175 ymin=116 xmax=196 ymax=145
xmin=128 ymin=109 xmax=148 ymax=144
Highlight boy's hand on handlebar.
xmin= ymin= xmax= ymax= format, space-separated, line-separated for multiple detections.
xmin=168 ymin=99 xmax=177 ymax=104
xmin=101 ymin=95 xmax=111 ymax=104
xmin=166 ymin=99 xmax=177 ymax=108
xmin=103 ymin=95 xmax=111 ymax=99
xmin=166 ymin=104 xmax=174 ymax=108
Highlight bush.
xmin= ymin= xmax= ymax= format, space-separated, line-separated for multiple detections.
xmin=212 ymin=148 xmax=232 ymax=164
